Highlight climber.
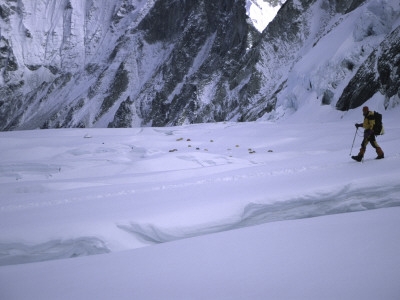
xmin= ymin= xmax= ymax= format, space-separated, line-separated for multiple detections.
xmin=351 ymin=106 xmax=384 ymax=162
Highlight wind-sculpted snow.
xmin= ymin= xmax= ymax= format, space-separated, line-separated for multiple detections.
xmin=0 ymin=118 xmax=399 ymax=268
xmin=0 ymin=237 xmax=110 ymax=266
xmin=0 ymin=163 xmax=62 ymax=181
xmin=118 ymin=182 xmax=400 ymax=244
xmin=1 ymin=113 xmax=400 ymax=299
xmin=239 ymin=183 xmax=400 ymax=225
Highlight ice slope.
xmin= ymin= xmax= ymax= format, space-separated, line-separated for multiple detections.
xmin=0 ymin=98 xmax=399 ymax=298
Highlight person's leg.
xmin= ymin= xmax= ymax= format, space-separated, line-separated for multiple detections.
xmin=370 ymin=136 xmax=384 ymax=159
xmin=352 ymin=139 xmax=367 ymax=162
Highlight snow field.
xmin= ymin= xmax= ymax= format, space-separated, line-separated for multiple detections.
xmin=1 ymin=208 xmax=400 ymax=300
xmin=0 ymin=99 xmax=399 ymax=299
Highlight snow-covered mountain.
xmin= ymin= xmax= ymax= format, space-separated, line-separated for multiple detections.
xmin=0 ymin=0 xmax=399 ymax=130
xmin=239 ymin=0 xmax=400 ymax=121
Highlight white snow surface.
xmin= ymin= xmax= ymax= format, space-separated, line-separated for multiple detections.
xmin=246 ymin=0 xmax=285 ymax=32
xmin=1 ymin=99 xmax=400 ymax=299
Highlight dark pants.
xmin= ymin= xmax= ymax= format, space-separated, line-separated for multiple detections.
xmin=361 ymin=132 xmax=379 ymax=150
xmin=359 ymin=131 xmax=383 ymax=157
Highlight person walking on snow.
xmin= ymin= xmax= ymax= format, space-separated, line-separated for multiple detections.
xmin=352 ymin=106 xmax=384 ymax=162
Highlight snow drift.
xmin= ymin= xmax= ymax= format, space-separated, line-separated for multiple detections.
xmin=0 ymin=98 xmax=400 ymax=298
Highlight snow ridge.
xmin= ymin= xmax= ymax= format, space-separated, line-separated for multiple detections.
xmin=118 ymin=181 xmax=400 ymax=244
xmin=0 ymin=237 xmax=109 ymax=266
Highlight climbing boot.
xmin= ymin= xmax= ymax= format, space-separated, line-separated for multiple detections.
xmin=376 ymin=147 xmax=384 ymax=159
xmin=352 ymin=148 xmax=365 ymax=162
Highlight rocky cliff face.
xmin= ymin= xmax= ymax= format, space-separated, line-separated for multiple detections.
xmin=0 ymin=0 xmax=399 ymax=130
xmin=0 ymin=0 xmax=258 ymax=129
xmin=336 ymin=25 xmax=400 ymax=111
xmin=132 ymin=0 xmax=257 ymax=126
xmin=237 ymin=0 xmax=400 ymax=121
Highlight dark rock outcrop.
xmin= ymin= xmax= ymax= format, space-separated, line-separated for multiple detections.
xmin=336 ymin=25 xmax=400 ymax=110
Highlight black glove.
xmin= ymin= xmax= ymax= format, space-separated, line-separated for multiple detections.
xmin=355 ymin=123 xmax=362 ymax=128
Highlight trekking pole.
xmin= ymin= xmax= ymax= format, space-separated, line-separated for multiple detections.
xmin=350 ymin=127 xmax=358 ymax=156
